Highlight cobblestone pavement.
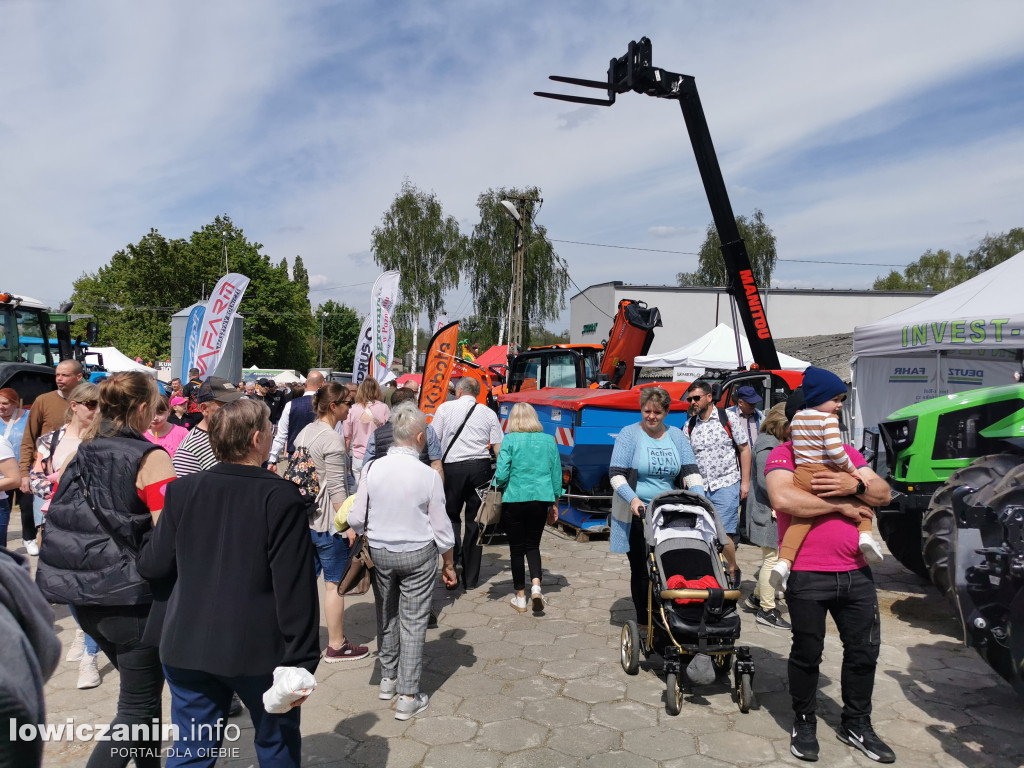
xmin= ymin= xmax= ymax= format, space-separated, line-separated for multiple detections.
xmin=29 ymin=521 xmax=1024 ymax=767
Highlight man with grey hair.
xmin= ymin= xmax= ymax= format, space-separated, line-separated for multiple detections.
xmin=432 ymin=377 xmax=503 ymax=590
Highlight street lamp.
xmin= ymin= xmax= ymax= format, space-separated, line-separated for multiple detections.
xmin=318 ymin=311 xmax=328 ymax=367
xmin=500 ymin=199 xmax=526 ymax=361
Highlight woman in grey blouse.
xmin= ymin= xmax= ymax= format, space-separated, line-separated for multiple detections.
xmin=349 ymin=404 xmax=458 ymax=720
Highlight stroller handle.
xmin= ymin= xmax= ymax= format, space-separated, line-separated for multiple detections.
xmin=660 ymin=588 xmax=740 ymax=602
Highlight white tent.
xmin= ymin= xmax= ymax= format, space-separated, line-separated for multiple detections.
xmin=635 ymin=323 xmax=810 ymax=371
xmin=850 ymin=250 xmax=1024 ymax=443
xmin=85 ymin=347 xmax=158 ymax=377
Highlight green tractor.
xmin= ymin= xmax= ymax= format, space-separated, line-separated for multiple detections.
xmin=870 ymin=378 xmax=1024 ymax=694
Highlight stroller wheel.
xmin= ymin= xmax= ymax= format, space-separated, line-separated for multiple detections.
xmin=620 ymin=621 xmax=641 ymax=675
xmin=737 ymin=672 xmax=754 ymax=713
xmin=714 ymin=652 xmax=734 ymax=678
xmin=665 ymin=671 xmax=683 ymax=716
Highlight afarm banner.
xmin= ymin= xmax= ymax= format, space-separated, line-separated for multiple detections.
xmin=353 ymin=317 xmax=373 ymax=385
xmin=180 ymin=305 xmax=205 ymax=382
xmin=194 ymin=273 xmax=250 ymax=378
xmin=419 ymin=321 xmax=460 ymax=423
xmin=370 ymin=270 xmax=401 ymax=382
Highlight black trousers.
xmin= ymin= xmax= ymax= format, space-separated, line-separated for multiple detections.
xmin=626 ymin=516 xmax=650 ymax=626
xmin=14 ymin=489 xmax=37 ymax=540
xmin=442 ymin=458 xmax=491 ymax=587
xmin=787 ymin=568 xmax=880 ymax=725
xmin=503 ymin=500 xmax=548 ymax=591
xmin=75 ymin=604 xmax=165 ymax=768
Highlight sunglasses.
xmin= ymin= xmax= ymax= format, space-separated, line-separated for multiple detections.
xmin=76 ymin=400 xmax=98 ymax=410
xmin=333 ymin=399 xmax=354 ymax=406
xmin=686 ymin=394 xmax=706 ymax=403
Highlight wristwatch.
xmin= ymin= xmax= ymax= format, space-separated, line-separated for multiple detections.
xmin=855 ymin=479 xmax=866 ymax=495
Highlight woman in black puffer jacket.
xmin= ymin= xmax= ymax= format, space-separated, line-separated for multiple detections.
xmin=36 ymin=372 xmax=175 ymax=768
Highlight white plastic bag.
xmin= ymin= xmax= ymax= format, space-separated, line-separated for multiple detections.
xmin=262 ymin=666 xmax=317 ymax=714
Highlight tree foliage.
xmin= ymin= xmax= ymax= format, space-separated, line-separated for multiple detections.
xmin=315 ymin=300 xmax=361 ymax=372
xmin=464 ymin=187 xmax=568 ymax=349
xmin=677 ymin=209 xmax=777 ymax=288
xmin=872 ymin=228 xmax=1024 ymax=291
xmin=370 ymin=179 xmax=465 ymax=331
xmin=70 ymin=215 xmax=315 ymax=370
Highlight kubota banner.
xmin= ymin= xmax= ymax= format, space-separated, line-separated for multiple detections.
xmin=193 ymin=273 xmax=250 ymax=378
xmin=419 ymin=321 xmax=460 ymax=422
xmin=370 ymin=270 xmax=401 ymax=382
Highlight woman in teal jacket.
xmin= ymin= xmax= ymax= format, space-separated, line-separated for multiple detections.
xmin=494 ymin=402 xmax=561 ymax=613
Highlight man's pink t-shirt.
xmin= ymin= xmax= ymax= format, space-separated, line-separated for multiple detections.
xmin=766 ymin=441 xmax=869 ymax=572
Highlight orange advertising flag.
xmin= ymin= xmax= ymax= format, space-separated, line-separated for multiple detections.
xmin=419 ymin=321 xmax=460 ymax=422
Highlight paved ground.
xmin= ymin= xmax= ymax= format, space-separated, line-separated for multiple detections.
xmin=23 ymin=518 xmax=1024 ymax=768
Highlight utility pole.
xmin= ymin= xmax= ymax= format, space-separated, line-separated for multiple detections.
xmin=500 ymin=196 xmax=539 ymax=362
xmin=222 ymin=230 xmax=229 ymax=276
xmin=318 ymin=311 xmax=328 ymax=367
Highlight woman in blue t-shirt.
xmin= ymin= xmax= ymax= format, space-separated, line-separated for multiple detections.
xmin=609 ymin=387 xmax=705 ymax=630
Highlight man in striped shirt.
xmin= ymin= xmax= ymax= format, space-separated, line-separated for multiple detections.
xmin=172 ymin=377 xmax=244 ymax=477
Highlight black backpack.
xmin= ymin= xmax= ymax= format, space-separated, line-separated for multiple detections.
xmin=687 ymin=407 xmax=739 ymax=454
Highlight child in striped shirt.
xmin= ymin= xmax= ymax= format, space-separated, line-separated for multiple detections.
xmin=770 ymin=367 xmax=882 ymax=591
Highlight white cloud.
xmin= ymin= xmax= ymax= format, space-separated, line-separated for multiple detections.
xmin=2 ymin=0 xmax=1023 ymax=341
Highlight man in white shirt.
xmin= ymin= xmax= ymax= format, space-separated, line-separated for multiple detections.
xmin=432 ymin=377 xmax=503 ymax=590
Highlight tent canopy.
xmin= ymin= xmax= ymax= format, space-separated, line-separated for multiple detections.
xmin=635 ymin=323 xmax=810 ymax=371
xmin=473 ymin=344 xmax=509 ymax=370
xmin=85 ymin=347 xmax=158 ymax=377
xmin=853 ymin=249 xmax=1024 ymax=357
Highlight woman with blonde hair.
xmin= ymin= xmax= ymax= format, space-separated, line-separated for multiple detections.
xmin=341 ymin=377 xmax=390 ymax=486
xmin=36 ymin=371 xmax=176 ymax=768
xmin=744 ymin=402 xmax=792 ymax=629
xmin=493 ymin=402 xmax=562 ymax=612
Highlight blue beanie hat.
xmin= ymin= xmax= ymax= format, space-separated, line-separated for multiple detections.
xmin=801 ymin=366 xmax=847 ymax=408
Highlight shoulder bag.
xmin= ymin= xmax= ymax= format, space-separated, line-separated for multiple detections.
xmin=441 ymin=403 xmax=478 ymax=463
xmin=337 ymin=461 xmax=376 ymax=596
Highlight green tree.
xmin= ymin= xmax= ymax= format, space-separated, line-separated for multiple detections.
xmin=677 ymin=209 xmax=777 ymax=288
xmin=873 ymin=228 xmax=1024 ymax=291
xmin=464 ymin=186 xmax=568 ymax=349
xmin=315 ymin=300 xmax=361 ymax=371
xmin=70 ymin=215 xmax=316 ymax=369
xmin=371 ymin=179 xmax=465 ymax=368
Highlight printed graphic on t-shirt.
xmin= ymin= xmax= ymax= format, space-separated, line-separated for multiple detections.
xmin=646 ymin=446 xmax=678 ymax=478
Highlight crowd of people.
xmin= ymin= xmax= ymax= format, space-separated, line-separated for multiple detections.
xmin=0 ymin=364 xmax=896 ymax=766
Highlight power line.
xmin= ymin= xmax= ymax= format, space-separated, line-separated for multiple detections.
xmin=548 ymin=238 xmax=911 ymax=268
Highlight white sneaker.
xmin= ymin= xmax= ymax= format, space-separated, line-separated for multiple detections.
xmin=77 ymin=654 xmax=101 ymax=689
xmin=769 ymin=561 xmax=791 ymax=593
xmin=530 ymin=585 xmax=546 ymax=612
xmin=510 ymin=594 xmax=528 ymax=613
xmin=394 ymin=692 xmax=429 ymax=720
xmin=379 ymin=677 xmax=397 ymax=701
xmin=24 ymin=539 xmax=39 ymax=556
xmin=859 ymin=533 xmax=884 ymax=565
xmin=66 ymin=629 xmax=86 ymax=662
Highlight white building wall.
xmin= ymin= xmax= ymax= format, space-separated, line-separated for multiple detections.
xmin=571 ymin=283 xmax=935 ymax=353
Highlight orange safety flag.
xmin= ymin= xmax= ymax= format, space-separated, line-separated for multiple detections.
xmin=419 ymin=321 xmax=460 ymax=423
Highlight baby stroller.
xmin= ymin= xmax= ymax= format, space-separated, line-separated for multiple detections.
xmin=619 ymin=489 xmax=756 ymax=714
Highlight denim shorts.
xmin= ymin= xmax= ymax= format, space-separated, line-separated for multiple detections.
xmin=311 ymin=530 xmax=352 ymax=583
xmin=708 ymin=481 xmax=741 ymax=535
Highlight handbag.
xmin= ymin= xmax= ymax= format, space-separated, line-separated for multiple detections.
xmin=475 ymin=481 xmax=503 ymax=526
xmin=337 ymin=461 xmax=376 ymax=597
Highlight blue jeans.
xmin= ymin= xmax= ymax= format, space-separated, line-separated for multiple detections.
xmin=68 ymin=604 xmax=101 ymax=656
xmin=311 ymin=530 xmax=352 ymax=583
xmin=0 ymin=498 xmax=9 ymax=548
xmin=708 ymin=481 xmax=741 ymax=535
xmin=163 ymin=664 xmax=301 ymax=768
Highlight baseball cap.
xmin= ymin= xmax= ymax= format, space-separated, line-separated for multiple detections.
xmin=197 ymin=377 xmax=244 ymax=404
xmin=735 ymin=385 xmax=762 ymax=405
xmin=169 ymin=395 xmax=187 ymax=407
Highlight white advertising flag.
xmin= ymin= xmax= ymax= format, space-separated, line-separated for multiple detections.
xmin=194 ymin=273 xmax=250 ymax=378
xmin=353 ymin=317 xmax=374 ymax=385
xmin=370 ymin=270 xmax=401 ymax=382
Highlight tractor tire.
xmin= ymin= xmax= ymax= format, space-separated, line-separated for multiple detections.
xmin=878 ymin=507 xmax=927 ymax=578
xmin=921 ymin=453 xmax=1023 ymax=601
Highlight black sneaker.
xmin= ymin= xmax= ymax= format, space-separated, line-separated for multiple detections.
xmin=837 ymin=722 xmax=895 ymax=763
xmin=228 ymin=692 xmax=244 ymax=717
xmin=743 ymin=595 xmax=761 ymax=612
xmin=790 ymin=714 xmax=819 ymax=761
xmin=756 ymin=608 xmax=792 ymax=630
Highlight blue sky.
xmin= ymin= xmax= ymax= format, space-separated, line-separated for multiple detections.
xmin=3 ymin=1 xmax=1024 ymax=335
